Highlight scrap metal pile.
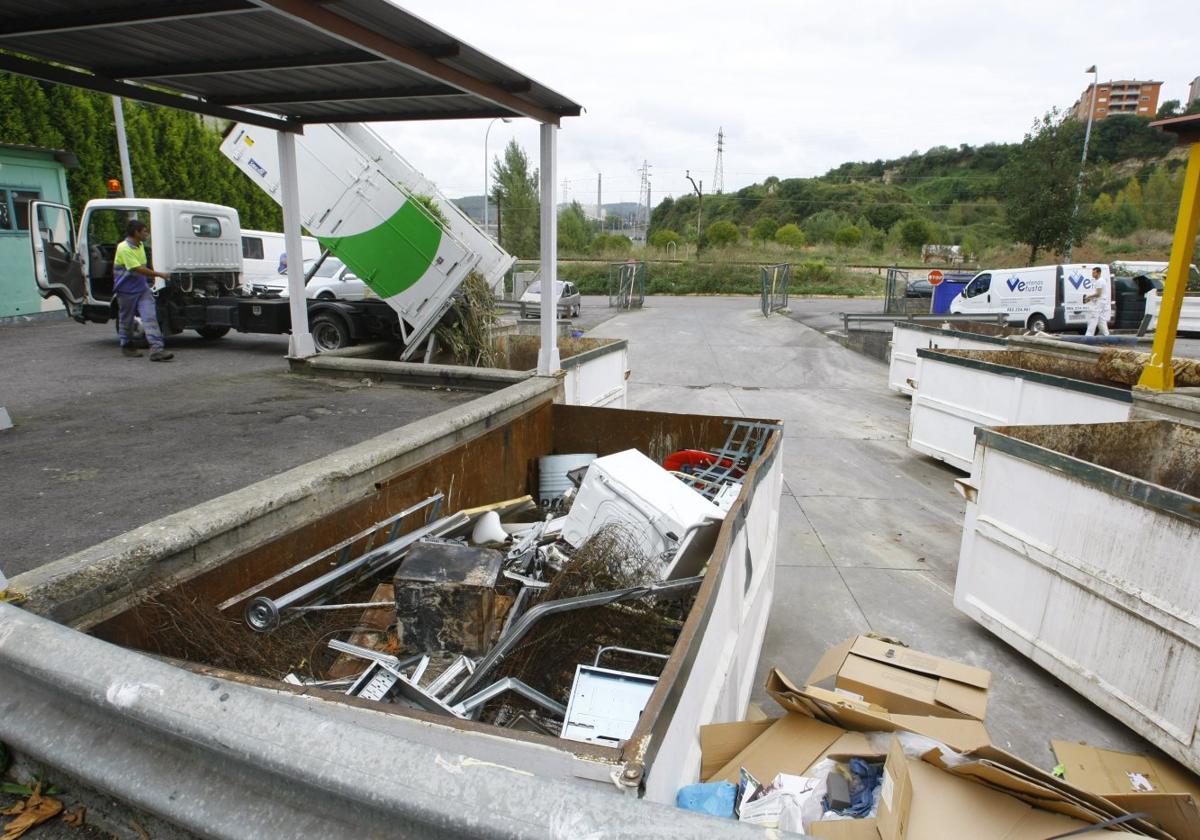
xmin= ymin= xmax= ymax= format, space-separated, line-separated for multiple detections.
xmin=229 ymin=421 xmax=777 ymax=748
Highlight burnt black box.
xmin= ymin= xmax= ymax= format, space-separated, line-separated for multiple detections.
xmin=393 ymin=542 xmax=505 ymax=656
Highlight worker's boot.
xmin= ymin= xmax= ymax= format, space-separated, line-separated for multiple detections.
xmin=121 ymin=346 xmax=143 ymax=358
xmin=149 ymin=349 xmax=174 ymax=362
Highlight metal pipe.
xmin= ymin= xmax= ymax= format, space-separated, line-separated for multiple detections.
xmin=449 ymin=576 xmax=704 ymax=704
xmin=451 ymin=677 xmax=566 ymax=718
xmin=245 ymin=511 xmax=468 ymax=632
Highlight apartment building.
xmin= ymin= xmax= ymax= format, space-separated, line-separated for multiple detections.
xmin=1072 ymin=79 xmax=1162 ymax=121
xmin=1189 ymin=75 xmax=1200 ymax=109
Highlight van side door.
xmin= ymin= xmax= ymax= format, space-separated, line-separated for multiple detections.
xmin=29 ymin=201 xmax=88 ymax=318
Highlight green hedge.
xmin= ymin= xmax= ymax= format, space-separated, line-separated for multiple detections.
xmin=559 ymin=260 xmax=880 ymax=296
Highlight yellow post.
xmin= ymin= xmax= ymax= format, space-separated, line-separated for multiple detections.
xmin=1138 ymin=141 xmax=1200 ymax=391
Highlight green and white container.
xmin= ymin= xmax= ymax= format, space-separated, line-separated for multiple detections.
xmin=221 ymin=124 xmax=481 ymax=354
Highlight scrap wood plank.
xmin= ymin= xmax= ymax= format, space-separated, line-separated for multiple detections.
xmin=326 ymin=584 xmax=396 ymax=679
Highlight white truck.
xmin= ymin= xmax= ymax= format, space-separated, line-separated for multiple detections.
xmin=220 ymin=122 xmax=514 ymax=357
xmin=30 ymin=197 xmax=422 ymax=350
xmin=949 ymin=263 xmax=1111 ymax=332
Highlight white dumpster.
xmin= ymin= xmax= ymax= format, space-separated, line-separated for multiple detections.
xmin=954 ymin=420 xmax=1200 ymax=774
xmin=908 ymin=349 xmax=1133 ymax=472
xmin=888 ymin=321 xmax=1010 ymax=395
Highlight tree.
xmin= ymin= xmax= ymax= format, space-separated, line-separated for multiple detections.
xmin=1142 ymin=168 xmax=1180 ymax=230
xmin=491 ymin=140 xmax=539 ymax=258
xmin=833 ymin=224 xmax=863 ymax=248
xmin=1105 ymin=195 xmax=1142 ymax=237
xmin=898 ymin=218 xmax=931 ymax=253
xmin=774 ymin=223 xmax=805 ymax=248
xmin=1090 ymin=193 xmax=1114 ymax=231
xmin=1156 ymin=100 xmax=1181 ymax=120
xmin=998 ymin=109 xmax=1089 ymax=263
xmin=557 ymin=201 xmax=591 ymax=253
xmin=591 ymin=234 xmax=632 ymax=256
xmin=705 ymin=219 xmax=739 ymax=246
xmin=749 ymin=216 xmax=779 ymax=243
xmin=649 ymin=229 xmax=681 ymax=248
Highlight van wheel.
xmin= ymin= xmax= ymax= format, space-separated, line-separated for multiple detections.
xmin=1026 ymin=314 xmax=1048 ymax=333
xmin=311 ymin=312 xmax=351 ymax=352
xmin=196 ymin=326 xmax=230 ymax=340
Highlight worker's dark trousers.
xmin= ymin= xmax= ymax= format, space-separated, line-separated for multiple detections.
xmin=116 ymin=288 xmax=165 ymax=352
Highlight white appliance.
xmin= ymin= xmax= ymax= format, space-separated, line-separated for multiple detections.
xmin=561 ymin=449 xmax=724 ymax=562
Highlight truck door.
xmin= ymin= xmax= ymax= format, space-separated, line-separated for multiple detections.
xmin=30 ymin=201 xmax=87 ymax=316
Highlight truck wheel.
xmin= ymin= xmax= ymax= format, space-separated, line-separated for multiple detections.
xmin=1026 ymin=314 xmax=1048 ymax=333
xmin=196 ymin=326 xmax=231 ymax=340
xmin=311 ymin=312 xmax=351 ymax=352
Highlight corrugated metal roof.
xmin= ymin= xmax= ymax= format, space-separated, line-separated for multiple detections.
xmin=0 ymin=0 xmax=582 ymax=129
xmin=0 ymin=142 xmax=80 ymax=168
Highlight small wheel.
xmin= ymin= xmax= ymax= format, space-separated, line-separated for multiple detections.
xmin=311 ymin=312 xmax=351 ymax=351
xmin=196 ymin=326 xmax=230 ymax=340
xmin=1026 ymin=314 xmax=1048 ymax=333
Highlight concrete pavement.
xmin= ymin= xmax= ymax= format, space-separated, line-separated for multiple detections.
xmin=590 ymin=295 xmax=1155 ymax=768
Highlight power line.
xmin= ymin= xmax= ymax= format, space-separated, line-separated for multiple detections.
xmin=713 ymin=127 xmax=725 ymax=195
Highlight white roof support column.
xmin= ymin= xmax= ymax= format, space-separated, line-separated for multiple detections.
xmin=277 ymin=129 xmax=316 ymax=358
xmin=537 ymin=122 xmax=560 ymax=375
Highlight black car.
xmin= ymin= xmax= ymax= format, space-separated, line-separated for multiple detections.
xmin=905 ymin=277 xmax=934 ymax=298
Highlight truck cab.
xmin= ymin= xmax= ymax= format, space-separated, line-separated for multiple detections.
xmin=31 ymin=198 xmax=242 ymax=324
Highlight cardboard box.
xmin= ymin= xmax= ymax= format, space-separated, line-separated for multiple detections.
xmin=1053 ymin=741 xmax=1200 ymax=840
xmin=807 ymin=636 xmax=991 ymax=721
xmin=698 ymin=668 xmax=1168 ymax=838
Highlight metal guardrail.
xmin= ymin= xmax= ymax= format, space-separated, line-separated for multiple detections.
xmin=0 ymin=603 xmax=774 ymax=839
xmin=841 ymin=312 xmax=1007 ymax=333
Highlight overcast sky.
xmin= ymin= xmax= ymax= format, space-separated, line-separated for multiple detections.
xmin=373 ymin=0 xmax=1198 ymax=208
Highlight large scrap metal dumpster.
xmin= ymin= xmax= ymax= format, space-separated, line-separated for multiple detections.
xmin=954 ymin=420 xmax=1200 ymax=776
xmin=0 ymin=378 xmax=782 ymax=836
xmin=887 ymin=321 xmax=1013 ymax=396
xmin=908 ymin=348 xmax=1133 ymax=471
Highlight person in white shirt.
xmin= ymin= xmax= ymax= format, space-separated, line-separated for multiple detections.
xmin=1084 ymin=266 xmax=1110 ymax=337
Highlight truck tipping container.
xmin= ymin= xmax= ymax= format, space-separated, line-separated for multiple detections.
xmin=221 ymin=124 xmax=482 ymax=357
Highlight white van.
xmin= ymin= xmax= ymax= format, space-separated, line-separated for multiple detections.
xmin=240 ymin=229 xmax=319 ymax=292
xmin=949 ymin=263 xmax=1111 ymax=332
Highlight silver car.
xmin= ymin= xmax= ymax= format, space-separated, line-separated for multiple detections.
xmin=519 ymin=280 xmax=581 ymax=318
xmin=279 ymin=257 xmax=371 ymax=301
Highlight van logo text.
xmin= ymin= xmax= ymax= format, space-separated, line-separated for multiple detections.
xmin=1007 ymin=278 xmax=1024 ymax=292
xmin=1067 ymin=275 xmax=1094 ymax=290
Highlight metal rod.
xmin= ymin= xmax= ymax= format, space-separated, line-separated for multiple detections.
xmin=219 ymin=492 xmax=442 ymax=614
xmin=283 ymin=601 xmax=394 ymax=613
xmin=451 ymin=677 xmax=566 ymax=718
xmin=245 ymin=509 xmax=466 ymax=632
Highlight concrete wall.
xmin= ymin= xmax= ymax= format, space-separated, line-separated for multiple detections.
xmin=0 ymin=148 xmax=71 ymax=318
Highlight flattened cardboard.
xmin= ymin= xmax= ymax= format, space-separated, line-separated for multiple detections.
xmin=808 ymin=635 xmax=990 ymax=720
xmin=699 ymin=719 xmax=774 ymax=782
xmin=1053 ymin=741 xmax=1200 ymax=840
xmin=808 ymin=820 xmax=880 ymax=840
xmin=904 ymin=756 xmax=1098 ymax=839
xmin=766 ymin=670 xmax=991 ymax=753
xmin=708 ymin=713 xmax=844 ymax=784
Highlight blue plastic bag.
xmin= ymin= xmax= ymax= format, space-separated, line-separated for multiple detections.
xmin=676 ymin=781 xmax=738 ymax=818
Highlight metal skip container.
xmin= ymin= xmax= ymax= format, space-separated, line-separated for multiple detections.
xmin=0 ymin=381 xmax=783 ymax=835
xmin=954 ymin=420 xmax=1200 ymax=773
xmin=887 ymin=321 xmax=1011 ymax=396
xmin=908 ymin=348 xmax=1134 ymax=472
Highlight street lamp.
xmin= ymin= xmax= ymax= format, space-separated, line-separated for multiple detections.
xmin=483 ymin=117 xmax=511 ymax=236
xmin=1067 ymin=65 xmax=1099 ymax=261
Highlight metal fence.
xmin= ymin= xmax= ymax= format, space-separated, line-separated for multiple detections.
xmin=760 ymin=264 xmax=790 ymax=317
xmin=883 ymin=266 xmax=932 ymax=315
xmin=608 ymin=261 xmax=646 ymax=309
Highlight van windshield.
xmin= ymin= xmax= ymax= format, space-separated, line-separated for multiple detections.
xmin=966 ymin=274 xmax=991 ymax=297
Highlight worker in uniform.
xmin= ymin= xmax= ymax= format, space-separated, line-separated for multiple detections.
xmin=114 ymin=219 xmax=174 ymax=361
xmin=1084 ymin=265 xmax=1111 ymax=337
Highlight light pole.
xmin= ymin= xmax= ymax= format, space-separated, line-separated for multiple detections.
xmin=483 ymin=117 xmax=511 ymax=236
xmin=1066 ymin=65 xmax=1099 ymax=261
